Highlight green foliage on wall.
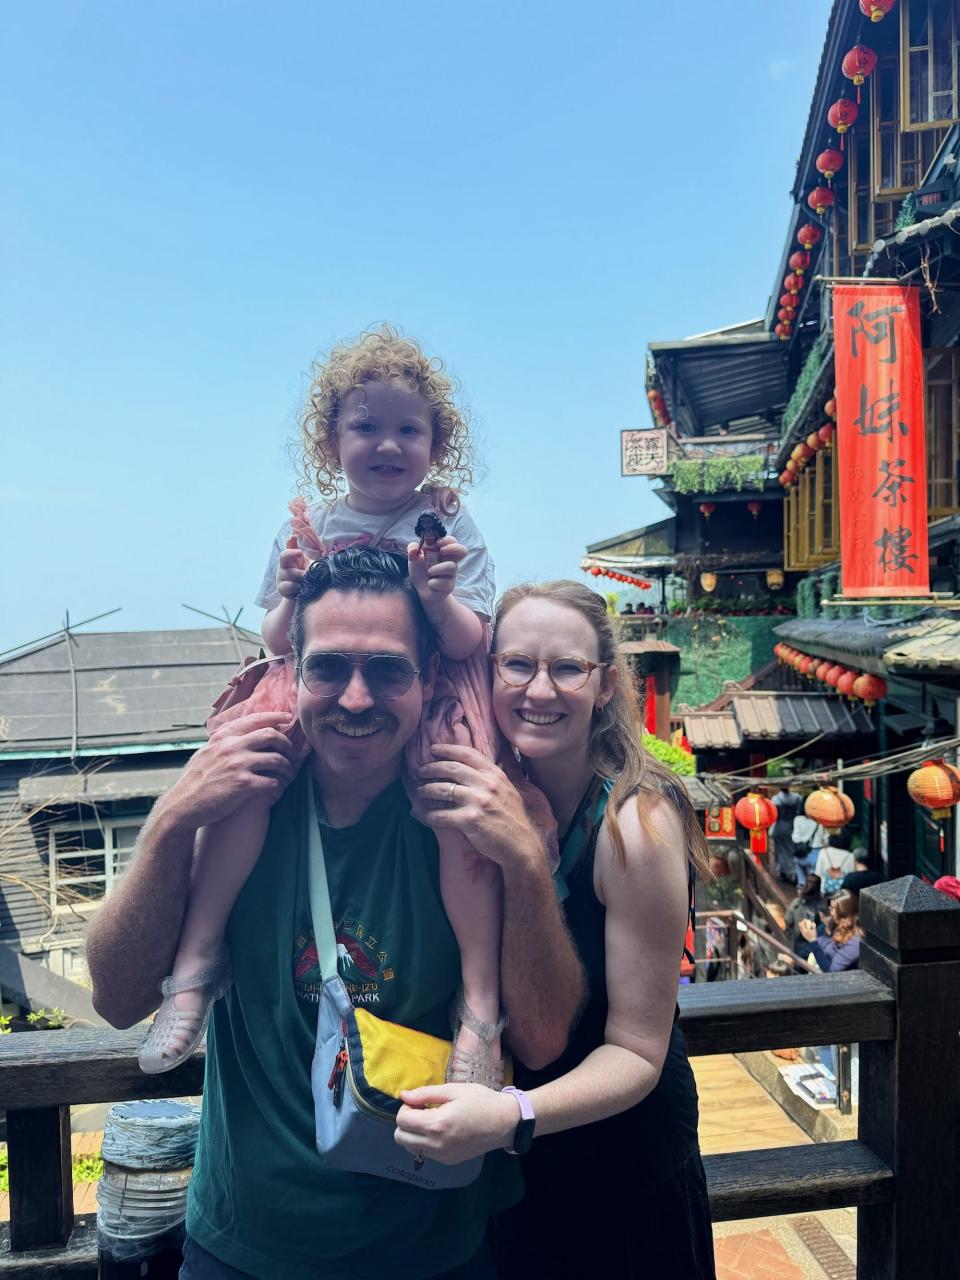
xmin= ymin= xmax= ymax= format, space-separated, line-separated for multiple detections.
xmin=795 ymin=577 xmax=818 ymax=618
xmin=668 ymin=456 xmax=766 ymax=495
xmin=894 ymin=192 xmax=918 ymax=230
xmin=642 ymin=733 xmax=695 ymax=775
xmin=669 ymin=615 xmax=783 ymax=708
xmin=820 ymin=569 xmax=840 ymax=618
xmin=783 ymin=335 xmax=829 ymax=434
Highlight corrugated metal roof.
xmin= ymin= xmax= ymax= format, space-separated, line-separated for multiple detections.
xmin=777 ymin=613 xmax=960 ymax=677
xmin=678 ymin=775 xmax=733 ymax=811
xmin=731 ymin=693 xmax=874 ymax=740
xmin=0 ymin=627 xmax=262 ymax=755
xmin=683 ymin=712 xmax=742 ymax=751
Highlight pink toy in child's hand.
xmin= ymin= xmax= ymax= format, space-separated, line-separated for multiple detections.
xmin=414 ymin=510 xmax=447 ymax=554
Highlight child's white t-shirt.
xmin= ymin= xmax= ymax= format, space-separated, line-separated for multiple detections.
xmin=255 ymin=494 xmax=496 ymax=619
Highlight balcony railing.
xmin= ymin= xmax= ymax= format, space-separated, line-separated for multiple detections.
xmin=0 ymin=876 xmax=958 ymax=1279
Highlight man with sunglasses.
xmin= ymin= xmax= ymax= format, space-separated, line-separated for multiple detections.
xmin=88 ymin=546 xmax=583 ymax=1280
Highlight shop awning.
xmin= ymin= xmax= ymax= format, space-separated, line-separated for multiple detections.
xmin=19 ymin=765 xmax=183 ymax=810
xmin=583 ymin=517 xmax=676 ymax=574
xmin=882 ymin=618 xmax=960 ymax=674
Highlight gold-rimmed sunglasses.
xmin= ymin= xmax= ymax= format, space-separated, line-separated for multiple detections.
xmin=490 ymin=652 xmax=606 ymax=693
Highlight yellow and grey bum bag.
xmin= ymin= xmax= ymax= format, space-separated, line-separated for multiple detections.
xmin=306 ymin=782 xmax=484 ymax=1189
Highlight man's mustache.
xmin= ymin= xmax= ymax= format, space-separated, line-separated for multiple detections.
xmin=313 ymin=710 xmax=396 ymax=734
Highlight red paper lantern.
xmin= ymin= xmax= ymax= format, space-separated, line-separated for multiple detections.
xmin=777 ymin=308 xmax=793 ymax=324
xmin=805 ymin=786 xmax=855 ymax=830
xmin=816 ymin=148 xmax=844 ymax=182
xmin=797 ymin=224 xmax=821 ymax=252
xmin=785 ymin=458 xmax=798 ymax=473
xmin=734 ymin=792 xmax=778 ymax=856
xmin=837 ymin=670 xmax=858 ymax=698
xmin=825 ymin=664 xmax=846 ymax=688
xmin=842 ymin=44 xmax=877 ymax=102
xmin=807 ymin=431 xmax=823 ymax=450
xmin=799 ymin=655 xmax=818 ymax=678
xmin=852 ymin=673 xmax=887 ymax=706
xmin=747 ymin=500 xmax=763 ymax=520
xmin=784 ymin=272 xmax=804 ymax=294
xmin=797 ymin=443 xmax=814 ymax=461
xmin=789 ymin=250 xmax=811 ymax=275
xmin=827 ymin=98 xmax=858 ymax=150
xmin=779 ymin=292 xmax=797 ymax=310
xmin=589 ymin=566 xmax=602 ymax=576
xmin=778 ymin=471 xmax=793 ymax=486
xmin=775 ymin=323 xmax=792 ymax=341
xmin=808 ymin=187 xmax=835 ymax=215
xmin=699 ymin=502 xmax=716 ymax=521
xmin=818 ymin=423 xmax=834 ymax=446
xmin=859 ymin=0 xmax=895 ymax=21
xmin=815 ymin=660 xmax=832 ymax=682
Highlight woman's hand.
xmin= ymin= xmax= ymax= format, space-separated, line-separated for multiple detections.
xmin=416 ymin=744 xmax=541 ymax=869
xmin=797 ymin=918 xmax=818 ymax=942
xmin=395 ymin=1084 xmax=519 ymax=1165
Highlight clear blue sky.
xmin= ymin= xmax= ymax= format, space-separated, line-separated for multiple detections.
xmin=0 ymin=1 xmax=832 ymax=653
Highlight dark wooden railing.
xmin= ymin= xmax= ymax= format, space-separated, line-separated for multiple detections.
xmin=1 ymin=876 xmax=958 ymax=1279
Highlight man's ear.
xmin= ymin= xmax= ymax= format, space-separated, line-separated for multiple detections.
xmin=421 ymin=652 xmax=440 ymax=703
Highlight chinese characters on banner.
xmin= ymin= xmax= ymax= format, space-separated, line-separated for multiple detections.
xmin=833 ymin=284 xmax=929 ymax=597
xmin=704 ymin=806 xmax=736 ymax=841
xmin=621 ymin=429 xmax=667 ymax=476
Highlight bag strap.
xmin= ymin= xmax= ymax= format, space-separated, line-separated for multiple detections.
xmin=305 ymin=779 xmax=340 ymax=983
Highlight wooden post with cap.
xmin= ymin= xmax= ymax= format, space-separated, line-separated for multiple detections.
xmin=857 ymin=876 xmax=960 ymax=1279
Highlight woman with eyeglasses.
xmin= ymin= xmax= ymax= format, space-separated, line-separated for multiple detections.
xmin=397 ymin=581 xmax=717 ymax=1278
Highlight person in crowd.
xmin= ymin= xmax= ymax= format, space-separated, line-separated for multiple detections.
xmin=770 ymin=782 xmax=802 ymax=883
xmin=393 ymin=580 xmax=717 ymax=1278
xmin=791 ymin=806 xmax=825 ymax=882
xmin=87 ymin=549 xmax=583 ymax=1280
xmin=814 ymin=828 xmax=857 ymax=896
xmin=784 ymin=872 xmax=827 ymax=956
xmin=619 ymin=602 xmax=635 ymax=615
xmin=841 ymin=848 xmax=883 ymax=897
xmin=796 ymin=891 xmax=863 ymax=972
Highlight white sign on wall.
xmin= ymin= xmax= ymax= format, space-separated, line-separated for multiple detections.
xmin=621 ymin=429 xmax=668 ymax=477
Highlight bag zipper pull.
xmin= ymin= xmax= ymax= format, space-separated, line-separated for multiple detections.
xmin=328 ymin=1038 xmax=348 ymax=1107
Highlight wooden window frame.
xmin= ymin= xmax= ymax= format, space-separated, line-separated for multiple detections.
xmin=900 ymin=0 xmax=960 ymax=132
xmin=926 ymin=348 xmax=960 ymax=518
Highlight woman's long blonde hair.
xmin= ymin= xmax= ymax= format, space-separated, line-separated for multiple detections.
xmin=829 ymin=891 xmax=863 ymax=944
xmin=494 ymin=580 xmax=711 ymax=880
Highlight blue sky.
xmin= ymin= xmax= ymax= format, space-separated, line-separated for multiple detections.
xmin=0 ymin=1 xmax=832 ymax=653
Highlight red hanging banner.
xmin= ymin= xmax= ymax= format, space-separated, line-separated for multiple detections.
xmin=833 ymin=284 xmax=929 ymax=597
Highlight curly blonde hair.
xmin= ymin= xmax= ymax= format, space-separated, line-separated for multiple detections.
xmin=297 ymin=324 xmax=475 ymax=498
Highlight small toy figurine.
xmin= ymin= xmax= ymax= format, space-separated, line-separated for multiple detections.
xmin=414 ymin=510 xmax=447 ymax=553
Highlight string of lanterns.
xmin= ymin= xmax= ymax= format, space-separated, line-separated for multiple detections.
xmin=778 ymin=393 xmax=836 ymax=487
xmin=646 ymin=386 xmax=672 ymax=429
xmin=585 ymin=565 xmax=653 ymax=589
xmin=778 ymin=3 xmax=894 ymax=342
xmin=773 ymin=642 xmax=888 ymax=705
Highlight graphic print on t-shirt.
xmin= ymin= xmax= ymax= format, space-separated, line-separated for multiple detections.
xmin=293 ymin=917 xmax=396 ymax=1007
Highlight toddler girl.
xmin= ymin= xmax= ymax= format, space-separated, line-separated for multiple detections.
xmin=139 ymin=325 xmax=548 ymax=1085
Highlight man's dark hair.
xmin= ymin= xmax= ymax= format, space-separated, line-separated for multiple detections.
xmin=291 ymin=546 xmax=438 ymax=668
xmin=825 ymin=828 xmax=852 ymax=851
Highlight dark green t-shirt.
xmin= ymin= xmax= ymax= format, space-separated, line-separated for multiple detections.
xmin=187 ymin=768 xmax=521 ymax=1280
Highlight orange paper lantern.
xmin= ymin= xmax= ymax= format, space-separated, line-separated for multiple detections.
xmin=804 ymin=786 xmax=855 ymax=830
xmin=852 ymin=673 xmax=887 ymax=706
xmin=907 ymin=760 xmax=960 ymax=819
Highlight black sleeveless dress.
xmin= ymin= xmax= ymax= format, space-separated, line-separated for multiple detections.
xmin=490 ymin=780 xmax=716 ymax=1279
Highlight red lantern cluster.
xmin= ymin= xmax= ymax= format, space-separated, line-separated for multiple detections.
xmin=586 ymin=565 xmax=652 ymax=589
xmin=647 ymin=385 xmax=672 ymax=428
xmin=772 ymin=645 xmax=889 ymax=705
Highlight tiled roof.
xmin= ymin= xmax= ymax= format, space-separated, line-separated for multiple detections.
xmin=730 ymin=693 xmax=873 ymax=740
xmin=882 ymin=617 xmax=960 ymax=673
xmin=678 ymin=775 xmax=732 ymax=811
xmin=683 ymin=712 xmax=742 ymax=751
